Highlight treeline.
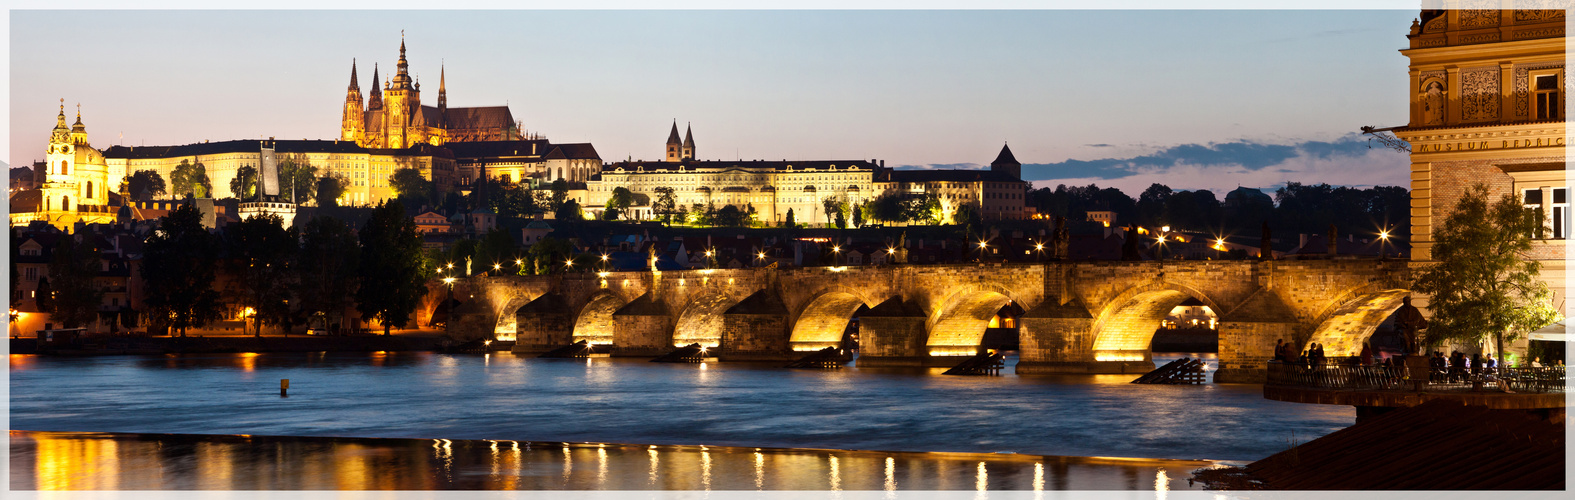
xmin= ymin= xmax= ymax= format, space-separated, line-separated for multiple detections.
xmin=1028 ymin=182 xmax=1410 ymax=242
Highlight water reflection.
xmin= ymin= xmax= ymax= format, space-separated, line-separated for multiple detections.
xmin=11 ymin=431 xmax=1218 ymax=491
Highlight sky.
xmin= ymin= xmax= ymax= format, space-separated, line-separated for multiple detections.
xmin=8 ymin=9 xmax=1418 ymax=196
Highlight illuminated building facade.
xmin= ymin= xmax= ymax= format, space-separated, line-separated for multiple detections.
xmin=9 ymin=103 xmax=119 ymax=229
xmin=340 ymin=36 xmax=521 ymax=149
xmin=1391 ymin=6 xmax=1567 ymax=314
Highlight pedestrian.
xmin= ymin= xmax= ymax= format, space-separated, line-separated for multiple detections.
xmin=1359 ymin=342 xmax=1373 ymax=366
xmin=1471 ymin=352 xmax=1482 ymax=376
xmin=1483 ymin=354 xmax=1497 ymax=374
xmin=1273 ymin=339 xmax=1285 ymax=362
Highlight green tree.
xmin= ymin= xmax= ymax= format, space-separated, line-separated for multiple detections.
xmin=229 ymin=165 xmax=258 ymax=201
xmin=652 ymin=187 xmax=677 ymax=225
xmin=558 ymin=199 xmax=585 ymax=221
xmin=783 ymin=208 xmax=796 ymax=228
xmin=852 ymin=202 xmax=865 ymax=228
xmin=475 ymin=228 xmax=519 ymax=272
xmin=527 ymin=237 xmax=573 ymax=275
xmin=126 ymin=170 xmax=167 ymax=202
xmin=390 ymin=167 xmax=434 ymax=209
xmin=918 ymin=194 xmax=942 ymax=224
xmin=317 ymin=174 xmax=349 ymax=208
xmin=822 ymin=196 xmax=841 ymax=226
xmin=833 ymin=207 xmax=847 ymax=229
xmin=225 ymin=213 xmax=298 ymax=336
xmin=1136 ymin=183 xmax=1172 ymax=227
xmin=550 ymin=179 xmax=570 ymax=213
xmin=356 ymin=200 xmax=427 ymax=335
xmin=1411 ymin=183 xmax=1558 ymax=359
xmin=42 ymin=235 xmax=103 ymax=328
xmin=170 ymin=160 xmax=212 ymax=198
xmin=143 ymin=202 xmax=223 ymax=336
xmin=278 ymin=156 xmax=318 ymax=205
xmin=297 ymin=216 xmax=360 ymax=334
xmin=605 ymin=187 xmax=634 ymax=221
xmin=715 ymin=205 xmax=746 ymax=227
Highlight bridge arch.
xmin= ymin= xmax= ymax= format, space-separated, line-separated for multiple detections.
xmin=1304 ymin=288 xmax=1412 ymax=357
xmin=491 ymin=290 xmax=541 ymax=342
xmin=1090 ymin=281 xmax=1220 ymax=361
xmin=925 ymin=283 xmax=1028 ymax=355
xmin=572 ymin=291 xmax=628 ymax=346
xmin=789 ymin=287 xmax=879 ymax=351
xmin=673 ymin=289 xmax=753 ymax=348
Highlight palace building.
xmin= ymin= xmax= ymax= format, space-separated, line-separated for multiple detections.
xmin=1391 ymin=7 xmax=1567 ymax=332
xmin=583 ymin=123 xmax=1028 ymax=223
xmin=340 ymin=36 xmax=521 ymax=149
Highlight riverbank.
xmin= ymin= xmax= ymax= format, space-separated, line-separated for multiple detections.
xmin=10 ymin=430 xmax=1224 ymax=490
xmin=9 ymin=334 xmax=446 ymax=355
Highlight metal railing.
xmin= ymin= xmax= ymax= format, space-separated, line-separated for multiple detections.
xmin=1265 ymin=361 xmax=1566 ymax=394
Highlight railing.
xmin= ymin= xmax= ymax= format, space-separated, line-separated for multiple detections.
xmin=1265 ymin=361 xmax=1565 ymax=394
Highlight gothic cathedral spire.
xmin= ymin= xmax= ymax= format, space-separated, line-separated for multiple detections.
xmin=342 ymin=59 xmax=365 ymax=143
xmin=438 ymin=61 xmax=447 ymax=120
xmin=367 ymin=63 xmax=383 ymax=111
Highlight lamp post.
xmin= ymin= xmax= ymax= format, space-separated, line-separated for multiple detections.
xmin=442 ymin=277 xmax=456 ymax=333
xmin=1377 ymin=228 xmax=1391 ymax=260
xmin=831 ymin=245 xmax=841 ymax=266
xmin=976 ymin=240 xmax=989 ymax=263
xmin=1033 ymin=242 xmax=1045 ymax=262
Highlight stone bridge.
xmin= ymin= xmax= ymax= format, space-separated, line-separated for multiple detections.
xmin=449 ymin=260 xmax=1411 ymax=383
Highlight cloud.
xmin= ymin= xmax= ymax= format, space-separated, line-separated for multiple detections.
xmin=895 ymin=162 xmax=981 ymax=171
xmin=1084 ymin=143 xmax=1115 ymax=148
xmin=1023 ymin=135 xmax=1410 ymax=197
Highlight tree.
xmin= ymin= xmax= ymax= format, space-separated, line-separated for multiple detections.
xmin=526 ymin=237 xmax=573 ymax=275
xmin=170 ymin=160 xmax=212 ymax=198
xmin=126 ymin=170 xmax=167 ymax=202
xmin=225 ymin=213 xmax=297 ymax=336
xmin=605 ymin=187 xmax=634 ymax=221
xmin=834 ymin=207 xmax=847 ymax=229
xmin=229 ymin=165 xmax=259 ymax=201
xmin=1137 ymin=183 xmax=1172 ymax=227
xmin=390 ymin=167 xmax=434 ymax=209
xmin=852 ymin=203 xmax=865 ymax=228
xmin=278 ymin=155 xmax=318 ymax=205
xmin=715 ymin=205 xmax=746 ymax=227
xmin=42 ymin=235 xmax=103 ymax=329
xmin=822 ymin=196 xmax=841 ymax=225
xmin=475 ymin=228 xmax=519 ymax=272
xmin=557 ymin=199 xmax=585 ymax=221
xmin=355 ymin=200 xmax=427 ymax=335
xmin=297 ymin=216 xmax=360 ymax=334
xmin=550 ymin=179 xmax=570 ymax=213
xmin=652 ymin=187 xmax=677 ymax=225
xmin=317 ymin=174 xmax=349 ymax=208
xmin=496 ymin=183 xmax=536 ymax=219
xmin=783 ymin=208 xmax=796 ymax=228
xmin=1411 ymin=184 xmax=1557 ymax=359
xmin=142 ymin=202 xmax=223 ymax=336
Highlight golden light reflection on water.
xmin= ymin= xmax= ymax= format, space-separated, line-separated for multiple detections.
xmin=11 ymin=353 xmax=38 ymax=371
xmin=13 ymin=431 xmax=1221 ymax=491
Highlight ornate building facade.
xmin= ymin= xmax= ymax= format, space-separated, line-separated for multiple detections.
xmin=340 ymin=37 xmax=521 ymax=149
xmin=1391 ymin=6 xmax=1567 ymax=336
xmin=9 ymin=103 xmax=119 ymax=229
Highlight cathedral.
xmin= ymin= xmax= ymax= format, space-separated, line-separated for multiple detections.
xmin=8 ymin=101 xmax=118 ymax=229
xmin=340 ymin=36 xmax=521 ymax=149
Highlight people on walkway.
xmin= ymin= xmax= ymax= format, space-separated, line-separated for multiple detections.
xmin=1273 ymin=339 xmax=1285 ymax=362
xmin=1359 ymin=342 xmax=1373 ymax=366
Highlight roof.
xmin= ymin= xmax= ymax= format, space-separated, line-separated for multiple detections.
xmin=437 ymin=106 xmax=515 ymax=131
xmin=603 ymin=159 xmax=878 ymax=173
xmin=546 ymin=143 xmax=600 ymax=161
xmin=879 ymin=168 xmax=1024 ymax=184
xmin=444 ymin=140 xmax=552 ymax=159
xmin=990 ymin=143 xmax=1020 ymax=167
xmin=666 ymin=122 xmax=681 ymax=145
xmin=1239 ymin=399 xmax=1564 ymax=490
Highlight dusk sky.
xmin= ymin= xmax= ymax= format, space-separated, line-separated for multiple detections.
xmin=9 ymin=9 xmax=1418 ymax=196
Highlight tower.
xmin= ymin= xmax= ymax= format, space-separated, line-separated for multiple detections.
xmin=42 ymin=101 xmax=82 ymax=214
xmin=341 ymin=59 xmax=365 ymax=143
xmin=682 ymin=123 xmax=695 ymax=160
xmin=665 ymin=121 xmax=682 ymax=162
xmin=384 ymin=34 xmax=418 ymax=149
xmin=990 ymin=142 xmax=1021 ymax=180
xmin=437 ymin=62 xmax=447 ymax=123
xmin=367 ymin=63 xmax=383 ymax=112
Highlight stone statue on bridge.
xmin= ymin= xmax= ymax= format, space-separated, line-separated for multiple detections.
xmin=1260 ymin=221 xmax=1274 ymax=261
xmin=1121 ymin=225 xmax=1141 ymax=261
xmin=1053 ymin=216 xmax=1069 ymax=260
xmin=1394 ymin=296 xmax=1429 ymax=355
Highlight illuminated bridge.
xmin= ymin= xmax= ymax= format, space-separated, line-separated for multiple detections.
xmin=449 ymin=260 xmax=1410 ymax=383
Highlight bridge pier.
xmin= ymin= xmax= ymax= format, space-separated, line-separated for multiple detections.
xmin=1014 ymin=301 xmax=1159 ymax=374
xmin=718 ymin=291 xmax=794 ymax=361
xmin=612 ymin=294 xmax=674 ymax=357
xmin=1213 ymin=320 xmax=1296 ymax=383
xmin=854 ymin=297 xmax=929 ymax=367
xmin=511 ymin=293 xmax=572 ymax=353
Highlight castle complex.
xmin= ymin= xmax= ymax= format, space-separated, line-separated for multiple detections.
xmin=9 ymin=35 xmax=1028 ymax=230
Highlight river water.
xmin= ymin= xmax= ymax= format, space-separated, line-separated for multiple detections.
xmin=9 ymin=351 xmax=1352 ymax=490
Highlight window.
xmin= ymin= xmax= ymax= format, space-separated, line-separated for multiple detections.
xmin=1555 ymin=188 xmax=1570 ymax=239
xmin=1525 ymin=189 xmax=1546 ymax=239
xmin=25 ymin=267 xmax=37 ymax=281
xmin=1535 ymin=75 xmax=1561 ymax=121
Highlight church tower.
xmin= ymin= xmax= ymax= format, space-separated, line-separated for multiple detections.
xmin=681 ymin=123 xmax=695 ymax=160
xmin=384 ymin=35 xmax=419 ymax=149
xmin=341 ymin=59 xmax=365 ymax=143
xmin=990 ymin=142 xmax=1022 ymax=180
xmin=43 ymin=102 xmax=81 ymax=213
xmin=438 ymin=63 xmax=447 ymax=122
xmin=367 ymin=63 xmax=384 ymax=112
xmin=665 ymin=121 xmax=682 ymax=162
